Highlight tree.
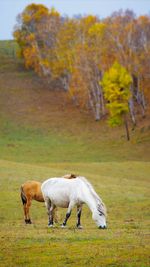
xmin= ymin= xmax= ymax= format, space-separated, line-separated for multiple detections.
xmin=13 ymin=4 xmax=61 ymax=78
xmin=101 ymin=62 xmax=132 ymax=140
xmin=14 ymin=5 xmax=150 ymax=126
xmin=48 ymin=18 xmax=78 ymax=90
xmin=70 ymin=17 xmax=106 ymax=120
xmin=103 ymin=11 xmax=150 ymax=123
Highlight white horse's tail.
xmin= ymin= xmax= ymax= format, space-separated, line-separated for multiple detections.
xmin=79 ymin=177 xmax=107 ymax=216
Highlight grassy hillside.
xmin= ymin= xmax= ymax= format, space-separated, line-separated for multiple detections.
xmin=0 ymin=41 xmax=149 ymax=164
xmin=0 ymin=40 xmax=149 ymax=267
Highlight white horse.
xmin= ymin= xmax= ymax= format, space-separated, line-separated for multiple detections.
xmin=41 ymin=176 xmax=107 ymax=229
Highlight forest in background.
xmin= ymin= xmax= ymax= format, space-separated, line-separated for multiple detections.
xmin=13 ymin=4 xmax=150 ymax=138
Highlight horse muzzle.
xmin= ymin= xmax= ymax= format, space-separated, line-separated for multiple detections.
xmin=98 ymin=225 xmax=107 ymax=229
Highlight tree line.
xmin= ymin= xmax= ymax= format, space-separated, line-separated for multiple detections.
xmin=13 ymin=4 xmax=150 ymax=139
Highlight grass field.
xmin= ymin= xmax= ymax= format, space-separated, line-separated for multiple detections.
xmin=0 ymin=160 xmax=149 ymax=267
xmin=0 ymin=41 xmax=150 ymax=267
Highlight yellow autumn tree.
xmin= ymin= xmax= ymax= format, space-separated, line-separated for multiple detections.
xmin=101 ymin=62 xmax=132 ymax=140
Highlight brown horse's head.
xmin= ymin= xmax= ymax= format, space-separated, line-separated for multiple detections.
xmin=63 ymin=174 xmax=77 ymax=179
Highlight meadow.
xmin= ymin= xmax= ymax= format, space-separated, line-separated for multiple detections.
xmin=0 ymin=41 xmax=149 ymax=266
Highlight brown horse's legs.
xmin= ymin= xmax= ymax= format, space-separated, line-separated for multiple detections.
xmin=23 ymin=203 xmax=27 ymax=222
xmin=25 ymin=198 xmax=32 ymax=224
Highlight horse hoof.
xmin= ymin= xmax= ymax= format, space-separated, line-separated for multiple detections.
xmin=61 ymin=224 xmax=66 ymax=228
xmin=25 ymin=219 xmax=32 ymax=224
xmin=77 ymin=225 xmax=83 ymax=229
xmin=48 ymin=224 xmax=54 ymax=228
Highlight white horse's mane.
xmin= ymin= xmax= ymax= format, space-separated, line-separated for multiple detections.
xmin=78 ymin=177 xmax=107 ymax=216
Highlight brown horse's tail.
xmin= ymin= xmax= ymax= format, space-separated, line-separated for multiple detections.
xmin=20 ymin=186 xmax=27 ymax=205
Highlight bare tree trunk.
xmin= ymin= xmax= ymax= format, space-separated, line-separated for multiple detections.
xmin=128 ymin=98 xmax=136 ymax=128
xmin=133 ymin=75 xmax=146 ymax=118
xmin=60 ymin=73 xmax=71 ymax=91
xmin=136 ymin=89 xmax=146 ymax=118
xmin=124 ymin=115 xmax=130 ymax=141
xmin=34 ymin=41 xmax=51 ymax=77
xmin=100 ymin=88 xmax=105 ymax=116
xmin=88 ymin=91 xmax=95 ymax=114
xmin=90 ymin=83 xmax=101 ymax=121
xmin=95 ymin=102 xmax=101 ymax=121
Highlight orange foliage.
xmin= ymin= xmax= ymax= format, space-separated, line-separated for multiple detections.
xmin=14 ymin=5 xmax=150 ymax=119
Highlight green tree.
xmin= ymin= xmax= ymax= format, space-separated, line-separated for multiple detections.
xmin=101 ymin=62 xmax=132 ymax=140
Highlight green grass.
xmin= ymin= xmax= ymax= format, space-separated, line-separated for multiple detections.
xmin=0 ymin=119 xmax=149 ymax=164
xmin=0 ymin=40 xmax=149 ymax=266
xmin=0 ymin=160 xmax=149 ymax=267
xmin=0 ymin=40 xmax=21 ymax=72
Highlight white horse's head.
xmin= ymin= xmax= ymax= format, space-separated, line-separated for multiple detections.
xmin=92 ymin=203 xmax=107 ymax=229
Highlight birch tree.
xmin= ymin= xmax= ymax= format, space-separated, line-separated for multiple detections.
xmin=101 ymin=62 xmax=132 ymax=140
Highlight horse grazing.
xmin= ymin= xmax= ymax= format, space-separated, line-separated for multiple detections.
xmin=20 ymin=174 xmax=77 ymax=224
xmin=41 ymin=176 xmax=107 ymax=229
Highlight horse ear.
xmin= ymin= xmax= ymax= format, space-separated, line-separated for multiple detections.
xmin=70 ymin=174 xmax=76 ymax=178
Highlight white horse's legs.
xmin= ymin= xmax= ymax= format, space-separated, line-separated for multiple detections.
xmin=76 ymin=205 xmax=83 ymax=229
xmin=45 ymin=199 xmax=83 ymax=228
xmin=45 ymin=197 xmax=58 ymax=227
xmin=44 ymin=197 xmax=53 ymax=227
xmin=62 ymin=201 xmax=75 ymax=227
xmin=48 ymin=205 xmax=55 ymax=227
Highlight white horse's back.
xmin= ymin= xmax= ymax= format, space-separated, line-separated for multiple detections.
xmin=41 ymin=177 xmax=85 ymax=208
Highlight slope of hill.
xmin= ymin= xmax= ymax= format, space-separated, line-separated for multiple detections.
xmin=0 ymin=40 xmax=149 ymax=267
xmin=0 ymin=40 xmax=149 ymax=163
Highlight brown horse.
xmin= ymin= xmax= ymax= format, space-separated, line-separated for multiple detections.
xmin=20 ymin=174 xmax=76 ymax=224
